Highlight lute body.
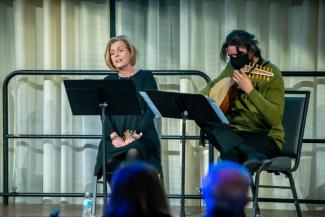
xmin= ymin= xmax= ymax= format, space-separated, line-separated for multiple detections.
xmin=209 ymin=64 xmax=274 ymax=114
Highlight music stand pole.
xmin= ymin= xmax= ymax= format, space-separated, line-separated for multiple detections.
xmin=100 ymin=103 xmax=108 ymax=204
xmin=180 ymin=110 xmax=188 ymax=217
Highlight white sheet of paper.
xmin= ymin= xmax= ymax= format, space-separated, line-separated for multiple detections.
xmin=139 ymin=91 xmax=161 ymax=118
xmin=206 ymin=96 xmax=229 ymax=124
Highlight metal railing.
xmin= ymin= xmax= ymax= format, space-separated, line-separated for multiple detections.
xmin=1 ymin=70 xmax=325 ymax=206
xmin=1 ymin=70 xmax=211 ymax=204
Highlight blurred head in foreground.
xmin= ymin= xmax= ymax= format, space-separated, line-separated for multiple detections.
xmin=104 ymin=162 xmax=171 ymax=217
xmin=202 ymin=161 xmax=251 ymax=217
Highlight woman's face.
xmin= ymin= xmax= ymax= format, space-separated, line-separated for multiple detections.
xmin=110 ymin=40 xmax=132 ymax=70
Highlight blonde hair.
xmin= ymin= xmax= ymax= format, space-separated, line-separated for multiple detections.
xmin=104 ymin=35 xmax=137 ymax=70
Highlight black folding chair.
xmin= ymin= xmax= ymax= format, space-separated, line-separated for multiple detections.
xmin=251 ymin=90 xmax=310 ymax=217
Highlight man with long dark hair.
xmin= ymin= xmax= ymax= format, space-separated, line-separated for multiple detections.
xmin=200 ymin=29 xmax=284 ymax=168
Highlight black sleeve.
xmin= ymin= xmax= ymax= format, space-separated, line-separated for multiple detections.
xmin=137 ymin=71 xmax=158 ymax=132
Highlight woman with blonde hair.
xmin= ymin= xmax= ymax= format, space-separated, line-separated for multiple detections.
xmin=94 ymin=35 xmax=161 ymax=181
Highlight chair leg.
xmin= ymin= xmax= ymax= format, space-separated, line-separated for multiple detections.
xmin=287 ymin=172 xmax=302 ymax=217
xmin=92 ymin=176 xmax=98 ymax=217
xmin=250 ymin=177 xmax=260 ymax=217
xmin=252 ymin=170 xmax=262 ymax=217
xmin=251 ymin=160 xmax=272 ymax=217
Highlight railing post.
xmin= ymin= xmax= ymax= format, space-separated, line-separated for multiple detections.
xmin=2 ymin=74 xmax=10 ymax=205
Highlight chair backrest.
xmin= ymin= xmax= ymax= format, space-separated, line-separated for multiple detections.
xmin=282 ymin=90 xmax=310 ymax=170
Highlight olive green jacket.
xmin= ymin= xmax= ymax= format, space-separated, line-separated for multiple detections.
xmin=200 ymin=61 xmax=285 ymax=150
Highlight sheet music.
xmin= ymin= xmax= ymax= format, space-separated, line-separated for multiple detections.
xmin=206 ymin=96 xmax=229 ymax=124
xmin=139 ymin=91 xmax=162 ymax=118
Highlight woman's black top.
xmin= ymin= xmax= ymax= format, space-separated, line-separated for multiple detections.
xmin=94 ymin=70 xmax=161 ymax=178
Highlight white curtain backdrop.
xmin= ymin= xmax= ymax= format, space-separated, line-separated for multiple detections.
xmin=0 ymin=0 xmax=325 ymax=210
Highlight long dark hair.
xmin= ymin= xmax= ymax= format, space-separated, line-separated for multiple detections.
xmin=104 ymin=162 xmax=171 ymax=217
xmin=220 ymin=29 xmax=261 ymax=62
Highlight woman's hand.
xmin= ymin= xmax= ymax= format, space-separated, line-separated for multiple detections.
xmin=232 ymin=69 xmax=253 ymax=94
xmin=132 ymin=132 xmax=143 ymax=140
xmin=123 ymin=132 xmax=143 ymax=145
xmin=111 ymin=136 xmax=125 ymax=147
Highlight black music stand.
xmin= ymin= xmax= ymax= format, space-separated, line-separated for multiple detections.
xmin=64 ymin=79 xmax=141 ymax=204
xmin=141 ymin=90 xmax=228 ymax=217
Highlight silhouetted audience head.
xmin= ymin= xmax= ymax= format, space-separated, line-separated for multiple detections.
xmin=104 ymin=162 xmax=171 ymax=217
xmin=202 ymin=161 xmax=251 ymax=217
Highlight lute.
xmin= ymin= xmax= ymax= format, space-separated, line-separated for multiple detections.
xmin=209 ymin=64 xmax=274 ymax=114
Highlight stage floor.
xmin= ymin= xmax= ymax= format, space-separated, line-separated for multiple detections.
xmin=0 ymin=205 xmax=324 ymax=217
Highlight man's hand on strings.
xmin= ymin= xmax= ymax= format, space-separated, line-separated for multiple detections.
xmin=232 ymin=68 xmax=253 ymax=94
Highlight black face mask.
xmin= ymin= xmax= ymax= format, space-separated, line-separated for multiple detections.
xmin=230 ymin=53 xmax=250 ymax=70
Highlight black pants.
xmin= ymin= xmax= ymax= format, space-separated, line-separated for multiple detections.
xmin=202 ymin=123 xmax=281 ymax=164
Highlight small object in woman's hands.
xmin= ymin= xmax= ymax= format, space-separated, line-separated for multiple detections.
xmin=122 ymin=130 xmax=143 ymax=145
xmin=123 ymin=129 xmax=135 ymax=140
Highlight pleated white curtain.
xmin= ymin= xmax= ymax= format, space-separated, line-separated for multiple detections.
xmin=1 ymin=0 xmax=325 ymax=210
xmin=0 ymin=0 xmax=110 ymax=204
